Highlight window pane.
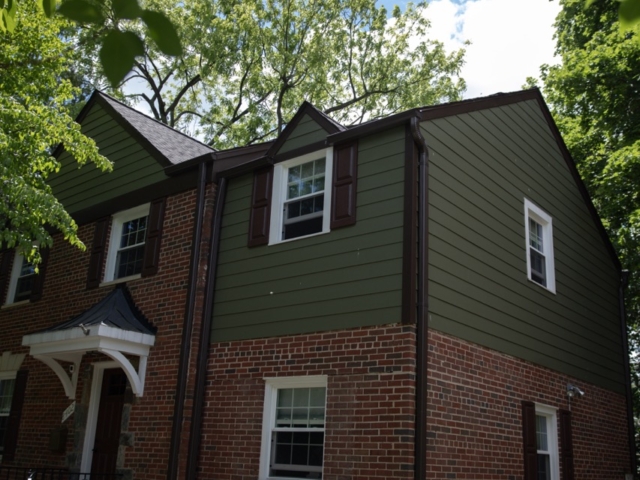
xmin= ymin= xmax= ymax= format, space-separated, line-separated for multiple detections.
xmin=116 ymin=245 xmax=145 ymax=279
xmin=301 ymin=161 xmax=314 ymax=179
xmin=309 ymin=388 xmax=325 ymax=407
xmin=536 ymin=415 xmax=548 ymax=451
xmin=13 ymin=257 xmax=35 ymax=302
xmin=278 ymin=389 xmax=294 ymax=408
xmin=530 ymin=250 xmax=547 ymax=287
xmin=0 ymin=379 xmax=15 ymax=414
xmin=537 ymin=453 xmax=551 ymax=480
xmin=529 ymin=219 xmax=544 ymax=252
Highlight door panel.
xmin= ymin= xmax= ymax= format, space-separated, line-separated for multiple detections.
xmin=91 ymin=369 xmax=127 ymax=475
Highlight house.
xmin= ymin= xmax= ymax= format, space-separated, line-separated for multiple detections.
xmin=0 ymin=90 xmax=222 ymax=479
xmin=0 ymin=88 xmax=634 ymax=480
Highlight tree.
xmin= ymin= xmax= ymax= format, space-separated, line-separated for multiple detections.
xmin=76 ymin=0 xmax=466 ymax=149
xmin=1 ymin=0 xmax=182 ymax=87
xmin=0 ymin=1 xmax=111 ymax=264
xmin=538 ymin=0 xmax=640 ymax=467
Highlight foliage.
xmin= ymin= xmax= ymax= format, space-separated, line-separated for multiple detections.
xmin=538 ymin=0 xmax=640 ymax=467
xmin=77 ymin=0 xmax=466 ymax=149
xmin=0 ymin=0 xmax=182 ymax=87
xmin=0 ymin=1 xmax=111 ymax=264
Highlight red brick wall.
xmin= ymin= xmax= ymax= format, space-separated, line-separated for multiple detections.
xmin=0 ymin=189 xmax=199 ymax=480
xmin=198 ymin=324 xmax=417 ymax=480
xmin=427 ymin=329 xmax=632 ymax=480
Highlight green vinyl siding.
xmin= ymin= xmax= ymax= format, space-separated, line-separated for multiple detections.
xmin=49 ymin=104 xmax=166 ymax=214
xmin=211 ymin=127 xmax=406 ymax=342
xmin=278 ymin=114 xmax=329 ymax=154
xmin=424 ymin=99 xmax=624 ymax=393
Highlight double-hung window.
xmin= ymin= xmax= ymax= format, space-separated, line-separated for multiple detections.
xmin=260 ymin=376 xmax=327 ymax=479
xmin=104 ymin=204 xmax=150 ymax=282
xmin=524 ymin=199 xmax=555 ymax=293
xmin=535 ymin=405 xmax=559 ymax=480
xmin=0 ymin=376 xmax=16 ymax=455
xmin=5 ymin=253 xmax=35 ymax=304
xmin=269 ymin=150 xmax=333 ymax=244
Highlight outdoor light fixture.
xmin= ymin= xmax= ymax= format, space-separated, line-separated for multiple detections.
xmin=566 ymin=383 xmax=585 ymax=400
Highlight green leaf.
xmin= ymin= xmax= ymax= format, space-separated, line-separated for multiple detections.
xmin=99 ymin=30 xmax=144 ymax=86
xmin=0 ymin=10 xmax=5 ymax=33
xmin=112 ymin=0 xmax=141 ymax=20
xmin=58 ymin=0 xmax=105 ymax=24
xmin=619 ymin=0 xmax=640 ymax=30
xmin=141 ymin=10 xmax=183 ymax=56
xmin=40 ymin=0 xmax=57 ymax=18
xmin=585 ymin=0 xmax=597 ymax=8
xmin=2 ymin=3 xmax=16 ymax=32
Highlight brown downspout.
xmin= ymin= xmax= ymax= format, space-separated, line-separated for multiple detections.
xmin=186 ymin=176 xmax=228 ymax=479
xmin=410 ymin=116 xmax=429 ymax=480
xmin=619 ymin=270 xmax=637 ymax=476
xmin=167 ymin=160 xmax=210 ymax=480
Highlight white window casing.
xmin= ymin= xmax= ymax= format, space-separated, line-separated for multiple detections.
xmin=524 ymin=199 xmax=556 ymax=293
xmin=259 ymin=375 xmax=328 ymax=480
xmin=269 ymin=149 xmax=333 ymax=245
xmin=103 ymin=203 xmax=150 ymax=283
xmin=535 ymin=404 xmax=559 ymax=480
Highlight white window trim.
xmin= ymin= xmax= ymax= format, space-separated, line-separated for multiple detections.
xmin=259 ymin=375 xmax=327 ymax=480
xmin=524 ymin=199 xmax=556 ymax=294
xmin=268 ymin=149 xmax=333 ymax=245
xmin=103 ymin=203 xmax=150 ymax=283
xmin=4 ymin=243 xmax=40 ymax=306
xmin=535 ymin=403 xmax=559 ymax=480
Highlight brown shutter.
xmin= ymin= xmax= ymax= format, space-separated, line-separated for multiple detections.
xmin=331 ymin=141 xmax=358 ymax=229
xmin=522 ymin=400 xmax=538 ymax=480
xmin=29 ymin=247 xmax=50 ymax=302
xmin=142 ymin=197 xmax=166 ymax=277
xmin=0 ymin=250 xmax=12 ymax=303
xmin=86 ymin=217 xmax=110 ymax=289
xmin=560 ymin=409 xmax=574 ymax=480
xmin=4 ymin=370 xmax=28 ymax=461
xmin=248 ymin=166 xmax=274 ymax=247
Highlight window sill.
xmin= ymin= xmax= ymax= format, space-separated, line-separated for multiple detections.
xmin=1 ymin=300 xmax=30 ymax=309
xmin=99 ymin=274 xmax=142 ymax=288
xmin=527 ymin=277 xmax=556 ymax=295
xmin=268 ymin=229 xmax=330 ymax=246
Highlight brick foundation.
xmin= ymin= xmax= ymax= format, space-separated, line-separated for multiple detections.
xmin=198 ymin=324 xmax=417 ymax=480
xmin=427 ymin=329 xmax=632 ymax=479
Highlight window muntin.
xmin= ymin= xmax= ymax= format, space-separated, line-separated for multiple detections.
xmin=104 ymin=204 xmax=150 ymax=282
xmin=283 ymin=159 xmax=326 ymax=241
xmin=524 ymin=199 xmax=555 ymax=293
xmin=261 ymin=376 xmax=327 ymax=480
xmin=0 ymin=378 xmax=15 ymax=454
xmin=535 ymin=405 xmax=559 ymax=480
xmin=269 ymin=149 xmax=333 ymax=245
xmin=115 ymin=216 xmax=148 ymax=279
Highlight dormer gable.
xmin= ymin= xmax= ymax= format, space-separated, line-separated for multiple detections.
xmin=266 ymin=101 xmax=345 ymax=161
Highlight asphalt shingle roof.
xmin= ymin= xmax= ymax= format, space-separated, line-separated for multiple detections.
xmin=97 ymin=91 xmax=214 ymax=165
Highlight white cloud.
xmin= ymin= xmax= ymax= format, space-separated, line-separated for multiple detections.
xmin=425 ymin=0 xmax=562 ymax=98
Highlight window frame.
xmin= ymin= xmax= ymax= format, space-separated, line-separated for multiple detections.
xmin=269 ymin=149 xmax=334 ymax=245
xmin=103 ymin=203 xmax=150 ymax=283
xmin=259 ymin=375 xmax=328 ymax=480
xmin=535 ymin=404 xmax=559 ymax=480
xmin=0 ymin=371 xmax=17 ymax=457
xmin=524 ymin=199 xmax=556 ymax=293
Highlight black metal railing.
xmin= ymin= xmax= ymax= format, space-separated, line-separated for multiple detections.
xmin=0 ymin=467 xmax=122 ymax=480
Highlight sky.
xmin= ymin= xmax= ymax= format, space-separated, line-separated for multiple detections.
xmin=381 ymin=0 xmax=562 ymax=99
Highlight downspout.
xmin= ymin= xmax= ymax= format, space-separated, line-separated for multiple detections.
xmin=167 ymin=161 xmax=209 ymax=480
xmin=410 ymin=116 xmax=429 ymax=480
xmin=619 ymin=270 xmax=637 ymax=476
xmin=186 ymin=176 xmax=228 ymax=479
